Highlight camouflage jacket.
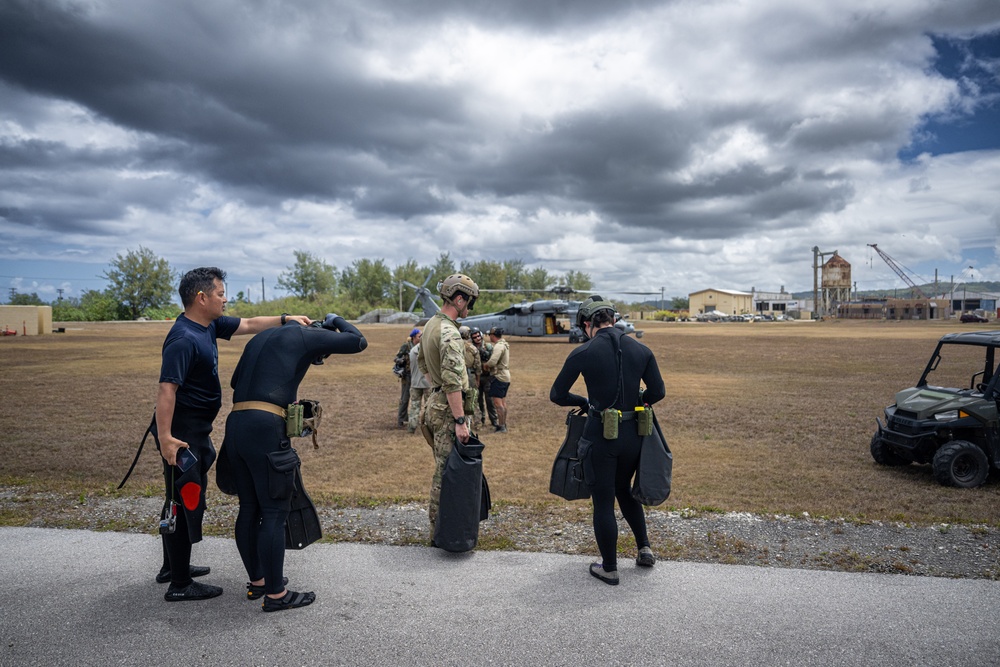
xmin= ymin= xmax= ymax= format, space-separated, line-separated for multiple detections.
xmin=417 ymin=312 xmax=469 ymax=395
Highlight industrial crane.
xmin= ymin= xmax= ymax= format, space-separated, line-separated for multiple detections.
xmin=867 ymin=244 xmax=929 ymax=299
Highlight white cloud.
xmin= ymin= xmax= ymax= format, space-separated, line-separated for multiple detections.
xmin=1 ymin=0 xmax=999 ymax=300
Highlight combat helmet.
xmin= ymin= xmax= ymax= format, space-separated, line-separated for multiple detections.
xmin=438 ymin=274 xmax=480 ymax=309
xmin=459 ymin=325 xmax=471 ymax=339
xmin=576 ymin=295 xmax=617 ymax=331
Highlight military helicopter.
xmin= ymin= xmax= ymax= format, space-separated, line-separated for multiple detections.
xmin=400 ymin=275 xmax=656 ymax=342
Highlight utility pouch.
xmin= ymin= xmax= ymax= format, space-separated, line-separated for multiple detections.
xmin=287 ymin=400 xmax=323 ymax=447
xmin=462 ymin=388 xmax=478 ymax=415
xmin=601 ymin=408 xmax=620 ymax=440
xmin=266 ymin=447 xmax=300 ymax=500
xmin=636 ymin=406 xmax=653 ymax=437
xmin=286 ymin=403 xmax=304 ymax=438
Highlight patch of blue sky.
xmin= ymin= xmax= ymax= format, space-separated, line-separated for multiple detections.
xmin=899 ymin=32 xmax=1000 ymax=160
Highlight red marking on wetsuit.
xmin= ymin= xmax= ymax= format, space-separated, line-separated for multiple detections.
xmin=180 ymin=482 xmax=202 ymax=511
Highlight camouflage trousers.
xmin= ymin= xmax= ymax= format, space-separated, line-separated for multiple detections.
xmin=408 ymin=386 xmax=431 ymax=433
xmin=421 ymin=392 xmax=455 ymax=533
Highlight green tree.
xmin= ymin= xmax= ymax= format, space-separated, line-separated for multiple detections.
xmin=277 ymin=250 xmax=337 ymax=300
xmin=80 ymin=289 xmax=120 ymax=321
xmin=459 ymin=260 xmax=506 ymax=291
xmin=102 ymin=246 xmax=176 ymax=320
xmin=502 ymin=259 xmax=526 ymax=289
xmin=562 ymin=270 xmax=593 ymax=292
xmin=9 ymin=292 xmax=44 ymax=305
xmin=522 ymin=267 xmax=550 ymax=291
xmin=430 ymin=252 xmax=455 ymax=284
xmin=340 ymin=258 xmax=393 ymax=307
xmin=671 ymin=296 xmax=690 ymax=310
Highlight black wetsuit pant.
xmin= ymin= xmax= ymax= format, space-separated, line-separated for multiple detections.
xmin=585 ymin=420 xmax=650 ymax=571
xmin=227 ymin=411 xmax=294 ymax=595
xmin=157 ymin=407 xmax=217 ymax=587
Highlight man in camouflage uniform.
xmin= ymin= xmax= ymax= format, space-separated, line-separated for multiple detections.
xmin=395 ymin=329 xmax=420 ymax=428
xmin=416 ymin=274 xmax=480 ymax=536
xmin=459 ymin=326 xmax=481 ymax=420
xmin=485 ymin=327 xmax=511 ymax=433
xmin=470 ymin=327 xmax=498 ymax=427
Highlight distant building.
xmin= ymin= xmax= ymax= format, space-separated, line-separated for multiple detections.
xmin=750 ymin=287 xmax=814 ymax=319
xmin=689 ymin=288 xmax=753 ymax=316
xmin=933 ymin=288 xmax=998 ymax=316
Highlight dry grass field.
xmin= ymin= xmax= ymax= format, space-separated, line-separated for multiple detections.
xmin=1 ymin=318 xmax=998 ymax=526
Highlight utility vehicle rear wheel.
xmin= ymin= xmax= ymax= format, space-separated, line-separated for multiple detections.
xmin=870 ymin=433 xmax=909 ymax=466
xmin=932 ymin=440 xmax=989 ymax=488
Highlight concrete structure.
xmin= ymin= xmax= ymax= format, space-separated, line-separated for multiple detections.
xmin=0 ymin=305 xmax=52 ymax=335
xmin=689 ymin=288 xmax=753 ymax=316
xmin=821 ymin=252 xmax=852 ymax=315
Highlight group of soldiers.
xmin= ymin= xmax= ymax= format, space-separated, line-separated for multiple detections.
xmin=396 ymin=321 xmax=511 ymax=434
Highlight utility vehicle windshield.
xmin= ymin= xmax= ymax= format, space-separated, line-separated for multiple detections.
xmin=921 ymin=343 xmax=996 ymax=391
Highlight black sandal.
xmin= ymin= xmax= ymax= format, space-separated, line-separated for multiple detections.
xmin=262 ymin=589 xmax=316 ymax=612
xmin=246 ymin=577 xmax=289 ymax=600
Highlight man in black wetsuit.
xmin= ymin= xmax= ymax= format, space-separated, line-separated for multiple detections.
xmin=156 ymin=267 xmax=310 ymax=602
xmin=223 ymin=313 xmax=367 ymax=612
xmin=549 ymin=296 xmax=665 ymax=586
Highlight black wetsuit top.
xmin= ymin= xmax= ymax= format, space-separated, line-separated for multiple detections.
xmin=225 ymin=317 xmax=367 ymax=594
xmin=549 ymin=326 xmax=665 ymax=413
xmin=549 ymin=326 xmax=665 ymax=571
xmin=230 ymin=317 xmax=367 ymax=405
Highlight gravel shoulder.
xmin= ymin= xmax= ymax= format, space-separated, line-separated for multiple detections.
xmin=2 ymin=485 xmax=997 ymax=580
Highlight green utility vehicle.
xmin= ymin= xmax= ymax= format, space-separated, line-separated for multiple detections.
xmin=872 ymin=330 xmax=1000 ymax=487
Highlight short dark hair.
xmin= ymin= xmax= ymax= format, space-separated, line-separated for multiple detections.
xmin=590 ymin=309 xmax=615 ymax=327
xmin=179 ymin=267 xmax=226 ymax=308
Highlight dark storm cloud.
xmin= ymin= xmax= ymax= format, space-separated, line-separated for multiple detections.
xmin=2 ymin=0 xmax=1000 ymax=297
xmin=0 ymin=0 xmax=480 ymax=220
xmin=369 ymin=0 xmax=666 ymax=31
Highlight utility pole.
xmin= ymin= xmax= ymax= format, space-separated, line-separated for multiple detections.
xmin=812 ymin=246 xmax=838 ymax=317
xmin=57 ymin=288 xmax=64 ymax=301
xmin=8 ymin=288 xmax=16 ymax=301
xmin=261 ymin=277 xmax=266 ymax=303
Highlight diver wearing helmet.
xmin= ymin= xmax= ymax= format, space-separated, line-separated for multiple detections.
xmin=549 ymin=296 xmax=665 ymax=586
xmin=222 ymin=313 xmax=367 ymax=611
xmin=416 ymin=273 xmax=480 ymax=536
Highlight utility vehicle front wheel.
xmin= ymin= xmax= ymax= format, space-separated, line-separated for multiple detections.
xmin=932 ymin=440 xmax=989 ymax=488
xmin=870 ymin=433 xmax=909 ymax=466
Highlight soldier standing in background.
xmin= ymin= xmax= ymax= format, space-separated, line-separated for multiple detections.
xmin=470 ymin=327 xmax=498 ymax=428
xmin=407 ymin=334 xmax=430 ymax=433
xmin=460 ymin=326 xmax=482 ymax=421
xmin=395 ymin=328 xmax=420 ymax=428
xmin=484 ymin=327 xmax=511 ymax=433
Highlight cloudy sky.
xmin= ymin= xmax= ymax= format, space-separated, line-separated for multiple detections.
xmin=2 ymin=0 xmax=999 ymax=304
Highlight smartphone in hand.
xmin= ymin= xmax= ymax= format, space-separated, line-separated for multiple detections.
xmin=176 ymin=447 xmax=198 ymax=472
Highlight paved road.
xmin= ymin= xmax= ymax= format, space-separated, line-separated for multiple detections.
xmin=1 ymin=527 xmax=998 ymax=666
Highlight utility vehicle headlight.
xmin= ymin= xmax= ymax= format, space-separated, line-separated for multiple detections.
xmin=934 ymin=410 xmax=958 ymax=421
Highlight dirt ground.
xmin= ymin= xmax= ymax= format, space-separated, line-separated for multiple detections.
xmin=0 ymin=318 xmax=998 ymax=578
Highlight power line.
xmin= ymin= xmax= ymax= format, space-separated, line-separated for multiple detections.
xmin=0 ymin=275 xmax=105 ymax=281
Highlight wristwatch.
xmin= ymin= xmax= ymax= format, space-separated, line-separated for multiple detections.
xmin=280 ymin=313 xmax=288 ymax=325
xmin=453 ymin=416 xmax=467 ymax=425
